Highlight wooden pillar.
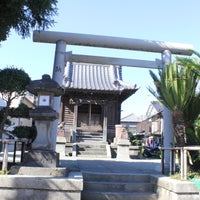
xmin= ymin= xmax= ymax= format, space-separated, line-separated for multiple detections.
xmin=73 ymin=104 xmax=78 ymax=131
xmin=72 ymin=104 xmax=78 ymax=142
xmin=103 ymin=104 xmax=108 ymax=142
xmin=88 ymin=102 xmax=92 ymax=127
xmin=115 ymin=99 xmax=121 ymax=124
xmin=59 ymin=100 xmax=63 ymax=122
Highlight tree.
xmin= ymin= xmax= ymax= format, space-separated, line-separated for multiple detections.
xmin=177 ymin=53 xmax=200 ymax=170
xmin=149 ymin=59 xmax=199 ymax=147
xmin=184 ymin=92 xmax=200 ymax=134
xmin=0 ymin=67 xmax=31 ymax=133
xmin=176 ymin=52 xmax=200 ymax=144
xmin=0 ymin=0 xmax=58 ymax=42
xmin=12 ymin=125 xmax=37 ymax=149
xmin=9 ymin=103 xmax=30 ymax=118
xmin=194 ymin=115 xmax=200 ymax=144
xmin=8 ymin=103 xmax=37 ymax=149
xmin=177 ymin=50 xmax=200 ymax=78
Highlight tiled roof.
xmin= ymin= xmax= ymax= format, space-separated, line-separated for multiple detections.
xmin=121 ymin=113 xmax=143 ymax=122
xmin=63 ymin=62 xmax=137 ymax=92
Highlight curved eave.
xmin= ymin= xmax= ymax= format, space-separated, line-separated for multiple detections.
xmin=64 ymin=87 xmax=138 ymax=102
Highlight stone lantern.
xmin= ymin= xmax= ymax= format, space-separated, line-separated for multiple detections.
xmin=24 ymin=74 xmax=64 ymax=167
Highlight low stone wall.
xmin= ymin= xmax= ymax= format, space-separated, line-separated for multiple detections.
xmin=0 ymin=172 xmax=83 ymax=200
xmin=110 ymin=144 xmax=142 ymax=159
xmin=129 ymin=145 xmax=142 ymax=159
xmin=56 ymin=136 xmax=67 ymax=157
xmin=151 ymin=175 xmax=200 ymax=200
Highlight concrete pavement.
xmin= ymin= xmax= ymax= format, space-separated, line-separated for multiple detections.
xmin=0 ymin=150 xmax=162 ymax=175
xmin=60 ymin=157 xmax=162 ymax=175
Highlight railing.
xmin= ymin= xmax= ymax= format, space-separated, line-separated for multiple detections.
xmin=0 ymin=139 xmax=27 ymax=171
xmin=161 ymin=146 xmax=200 ymax=180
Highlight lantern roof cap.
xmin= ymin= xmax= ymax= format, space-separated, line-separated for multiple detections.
xmin=26 ymin=74 xmax=64 ymax=96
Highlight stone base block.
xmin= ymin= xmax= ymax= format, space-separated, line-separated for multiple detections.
xmin=117 ymin=139 xmax=130 ymax=160
xmin=10 ymin=166 xmax=68 ymax=177
xmin=0 ymin=172 xmax=83 ymax=200
xmin=117 ymin=139 xmax=130 ymax=146
xmin=129 ymin=145 xmax=142 ymax=159
xmin=22 ymin=150 xmax=59 ymax=167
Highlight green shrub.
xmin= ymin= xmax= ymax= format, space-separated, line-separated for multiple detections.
xmin=12 ymin=126 xmax=37 ymax=143
xmin=129 ymin=133 xmax=142 ymax=146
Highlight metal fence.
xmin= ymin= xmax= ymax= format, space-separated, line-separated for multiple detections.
xmin=0 ymin=139 xmax=27 ymax=171
xmin=161 ymin=146 xmax=200 ymax=180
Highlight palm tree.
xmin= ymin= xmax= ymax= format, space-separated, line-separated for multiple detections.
xmin=176 ymin=51 xmax=200 ymax=145
xmin=177 ymin=50 xmax=200 ymax=78
xmin=149 ymin=59 xmax=199 ymax=147
xmin=184 ymin=92 xmax=200 ymax=135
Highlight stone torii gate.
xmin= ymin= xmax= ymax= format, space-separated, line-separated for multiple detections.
xmin=33 ymin=30 xmax=193 ymax=171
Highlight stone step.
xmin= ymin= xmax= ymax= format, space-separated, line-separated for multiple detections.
xmin=83 ymin=172 xmax=151 ymax=182
xmin=77 ymin=133 xmax=103 ymax=142
xmin=77 ymin=143 xmax=107 ymax=157
xmin=81 ymin=191 xmax=157 ymax=200
xmin=77 ymin=144 xmax=107 ymax=148
xmin=77 ymin=151 xmax=107 ymax=155
xmin=77 ymin=148 xmax=107 ymax=153
xmin=77 ymin=151 xmax=107 ymax=157
xmin=77 ymin=146 xmax=106 ymax=151
xmin=81 ymin=172 xmax=157 ymax=200
xmin=77 ymin=137 xmax=103 ymax=142
xmin=84 ymin=181 xmax=154 ymax=192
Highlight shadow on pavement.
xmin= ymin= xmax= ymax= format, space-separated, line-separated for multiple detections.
xmin=60 ymin=158 xmax=161 ymax=175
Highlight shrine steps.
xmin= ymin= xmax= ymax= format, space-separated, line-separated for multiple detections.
xmin=75 ymin=131 xmax=110 ymax=158
xmin=76 ymin=142 xmax=108 ymax=158
xmin=81 ymin=172 xmax=157 ymax=200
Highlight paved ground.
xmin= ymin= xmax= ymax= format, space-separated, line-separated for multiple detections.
xmin=60 ymin=157 xmax=162 ymax=175
xmin=60 ymin=135 xmax=162 ymax=175
xmin=0 ymin=151 xmax=162 ymax=175
xmin=0 ymin=151 xmax=21 ymax=162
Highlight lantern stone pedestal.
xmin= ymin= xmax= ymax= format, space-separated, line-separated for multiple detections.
xmin=23 ymin=106 xmax=60 ymax=167
xmin=22 ymin=150 xmax=59 ymax=167
xmin=23 ymin=74 xmax=64 ymax=167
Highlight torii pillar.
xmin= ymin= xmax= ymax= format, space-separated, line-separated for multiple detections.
xmin=51 ymin=40 xmax=66 ymax=150
xmin=162 ymin=50 xmax=174 ymax=173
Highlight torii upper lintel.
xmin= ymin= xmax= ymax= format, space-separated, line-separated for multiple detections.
xmin=33 ymin=30 xmax=193 ymax=56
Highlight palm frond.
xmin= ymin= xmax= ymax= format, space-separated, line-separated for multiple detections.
xmin=176 ymin=54 xmax=200 ymax=80
xmin=148 ymin=59 xmax=199 ymax=112
xmin=184 ymin=92 xmax=200 ymax=125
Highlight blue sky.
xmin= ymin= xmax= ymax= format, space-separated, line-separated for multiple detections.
xmin=0 ymin=0 xmax=200 ymax=117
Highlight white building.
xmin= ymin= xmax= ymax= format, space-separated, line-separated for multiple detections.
xmin=121 ymin=113 xmax=143 ymax=133
xmin=0 ymin=93 xmax=35 ymax=132
xmin=136 ymin=101 xmax=164 ymax=146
